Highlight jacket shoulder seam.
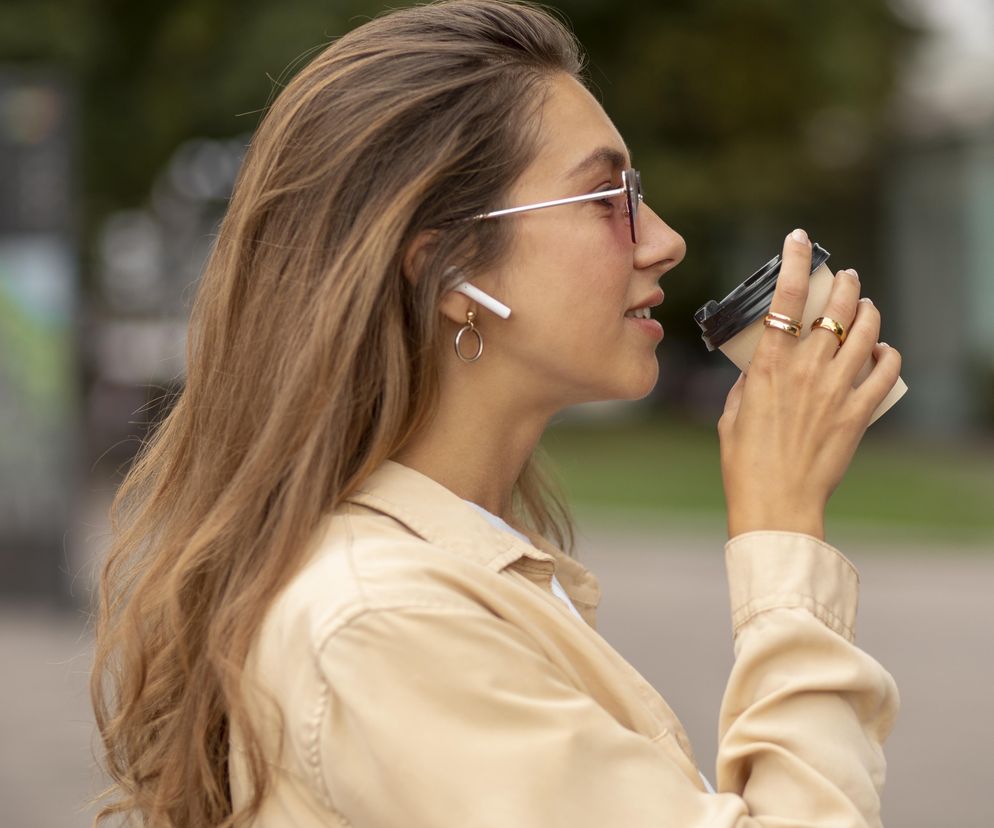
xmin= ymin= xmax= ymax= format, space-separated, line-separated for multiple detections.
xmin=311 ymin=599 xmax=497 ymax=655
xmin=309 ymin=511 xmax=460 ymax=636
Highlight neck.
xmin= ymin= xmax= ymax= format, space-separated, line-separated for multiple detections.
xmin=391 ymin=366 xmax=554 ymax=524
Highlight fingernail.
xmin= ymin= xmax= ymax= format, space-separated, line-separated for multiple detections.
xmin=879 ymin=341 xmax=889 ymax=347
xmin=845 ymin=268 xmax=859 ymax=280
xmin=859 ymin=297 xmax=873 ymax=305
xmin=790 ymin=228 xmax=809 ymax=245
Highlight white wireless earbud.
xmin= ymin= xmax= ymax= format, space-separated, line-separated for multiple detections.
xmin=453 ymin=281 xmax=511 ymax=319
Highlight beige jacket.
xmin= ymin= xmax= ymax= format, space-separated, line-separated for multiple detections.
xmin=229 ymin=459 xmax=899 ymax=826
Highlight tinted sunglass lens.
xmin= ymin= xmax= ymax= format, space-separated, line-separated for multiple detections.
xmin=626 ymin=169 xmax=640 ymax=243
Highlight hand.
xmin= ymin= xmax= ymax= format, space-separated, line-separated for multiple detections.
xmin=717 ymin=229 xmax=903 ymax=540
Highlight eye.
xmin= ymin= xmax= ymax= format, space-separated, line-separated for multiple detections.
xmin=596 ymin=185 xmax=617 ymax=209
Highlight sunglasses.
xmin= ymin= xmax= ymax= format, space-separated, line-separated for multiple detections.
xmin=469 ymin=168 xmax=643 ymax=244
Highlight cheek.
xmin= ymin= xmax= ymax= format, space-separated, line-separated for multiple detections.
xmin=500 ymin=220 xmax=632 ymax=353
xmin=573 ymin=239 xmax=631 ymax=321
xmin=557 ymin=214 xmax=630 ymax=288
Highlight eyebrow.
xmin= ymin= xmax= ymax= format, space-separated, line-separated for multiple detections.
xmin=565 ymin=145 xmax=632 ymax=180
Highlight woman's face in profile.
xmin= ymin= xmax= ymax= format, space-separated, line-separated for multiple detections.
xmin=477 ymin=72 xmax=687 ymax=408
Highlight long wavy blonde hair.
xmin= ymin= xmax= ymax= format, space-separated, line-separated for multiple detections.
xmin=89 ymin=1 xmax=584 ymax=825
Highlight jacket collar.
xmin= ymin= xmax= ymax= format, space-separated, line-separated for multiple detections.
xmin=346 ymin=459 xmax=601 ymax=612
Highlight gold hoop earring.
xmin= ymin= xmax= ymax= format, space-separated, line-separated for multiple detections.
xmin=454 ymin=310 xmax=483 ymax=363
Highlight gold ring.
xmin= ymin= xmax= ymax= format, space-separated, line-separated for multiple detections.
xmin=763 ymin=312 xmax=801 ymax=337
xmin=811 ymin=316 xmax=847 ymax=346
xmin=765 ymin=311 xmax=801 ymax=326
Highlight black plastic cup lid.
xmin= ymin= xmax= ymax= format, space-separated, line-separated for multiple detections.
xmin=694 ymin=242 xmax=830 ymax=351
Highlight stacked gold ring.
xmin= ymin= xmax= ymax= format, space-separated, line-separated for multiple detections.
xmin=811 ymin=316 xmax=847 ymax=346
xmin=763 ymin=311 xmax=802 ymax=337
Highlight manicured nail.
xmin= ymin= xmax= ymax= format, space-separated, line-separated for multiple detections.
xmin=791 ymin=228 xmax=809 ymax=245
xmin=859 ymin=297 xmax=873 ymax=305
xmin=879 ymin=341 xmax=889 ymax=347
xmin=845 ymin=268 xmax=859 ymax=280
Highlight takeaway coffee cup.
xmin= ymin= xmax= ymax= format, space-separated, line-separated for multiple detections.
xmin=694 ymin=242 xmax=907 ymax=425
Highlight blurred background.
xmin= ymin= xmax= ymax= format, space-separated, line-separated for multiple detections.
xmin=0 ymin=0 xmax=991 ymax=825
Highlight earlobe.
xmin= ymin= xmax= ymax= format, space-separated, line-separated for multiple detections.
xmin=453 ymin=281 xmax=511 ymax=318
xmin=438 ymin=284 xmax=475 ymax=326
xmin=441 ymin=265 xmax=511 ymax=322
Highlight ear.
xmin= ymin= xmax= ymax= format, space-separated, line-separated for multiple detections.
xmin=402 ymin=230 xmax=477 ymax=326
xmin=401 ymin=228 xmax=441 ymax=287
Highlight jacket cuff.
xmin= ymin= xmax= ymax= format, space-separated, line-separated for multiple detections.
xmin=725 ymin=530 xmax=860 ymax=643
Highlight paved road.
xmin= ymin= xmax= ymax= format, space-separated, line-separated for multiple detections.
xmin=1 ymin=508 xmax=990 ymax=827
xmin=577 ymin=521 xmax=993 ymax=828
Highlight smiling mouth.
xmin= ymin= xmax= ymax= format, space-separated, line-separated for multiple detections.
xmin=624 ymin=289 xmax=665 ymax=318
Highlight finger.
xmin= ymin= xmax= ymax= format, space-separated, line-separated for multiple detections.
xmin=851 ymin=342 xmax=902 ymax=419
xmin=806 ymin=268 xmax=861 ymax=357
xmin=835 ymin=296 xmax=881 ymax=382
xmin=759 ymin=228 xmax=811 ymax=353
xmin=770 ymin=229 xmax=812 ymax=322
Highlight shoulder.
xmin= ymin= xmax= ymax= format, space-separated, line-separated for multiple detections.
xmin=240 ymin=501 xmax=505 ymax=751
xmin=255 ymin=501 xmax=495 ymax=664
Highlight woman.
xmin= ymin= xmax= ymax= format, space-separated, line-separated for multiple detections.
xmin=90 ymin=1 xmax=903 ymax=826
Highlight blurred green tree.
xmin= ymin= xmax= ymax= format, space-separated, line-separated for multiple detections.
xmin=554 ymin=0 xmax=921 ymax=360
xmin=0 ymin=0 xmax=921 ymax=344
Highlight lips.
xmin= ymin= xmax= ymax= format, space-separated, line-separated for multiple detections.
xmin=624 ymin=289 xmax=665 ymax=315
xmin=625 ymin=306 xmax=652 ymax=320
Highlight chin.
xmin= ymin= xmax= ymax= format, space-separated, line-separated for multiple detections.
xmin=629 ymin=378 xmax=659 ymax=401
xmin=631 ymin=359 xmax=661 ymax=400
xmin=568 ymin=354 xmax=660 ymax=405
xmin=610 ymin=363 xmax=660 ymax=402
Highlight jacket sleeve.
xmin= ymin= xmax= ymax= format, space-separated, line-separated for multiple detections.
xmin=308 ymin=531 xmax=899 ymax=827
xmin=717 ymin=531 xmax=899 ymax=826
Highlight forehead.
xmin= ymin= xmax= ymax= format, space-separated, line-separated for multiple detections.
xmin=531 ymin=73 xmax=631 ymax=181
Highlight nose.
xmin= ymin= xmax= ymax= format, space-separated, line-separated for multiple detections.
xmin=635 ymin=203 xmax=686 ymax=276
